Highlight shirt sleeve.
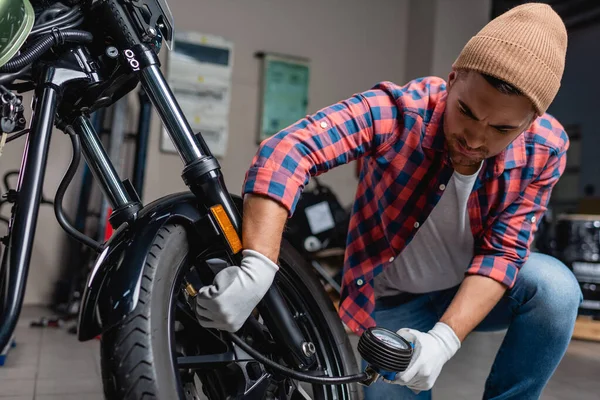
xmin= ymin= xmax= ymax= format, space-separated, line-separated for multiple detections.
xmin=242 ymin=88 xmax=400 ymax=216
xmin=467 ymin=143 xmax=568 ymax=288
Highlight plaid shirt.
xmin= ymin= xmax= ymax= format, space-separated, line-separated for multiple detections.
xmin=242 ymin=77 xmax=568 ymax=334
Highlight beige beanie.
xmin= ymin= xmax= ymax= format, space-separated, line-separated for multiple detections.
xmin=452 ymin=3 xmax=567 ymax=115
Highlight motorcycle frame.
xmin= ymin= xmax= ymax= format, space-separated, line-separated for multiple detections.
xmin=0 ymin=3 xmax=315 ymax=371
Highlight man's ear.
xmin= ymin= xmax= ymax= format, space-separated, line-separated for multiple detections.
xmin=447 ymin=70 xmax=458 ymax=89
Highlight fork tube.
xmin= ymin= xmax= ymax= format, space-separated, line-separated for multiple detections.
xmin=0 ymin=86 xmax=58 ymax=350
xmin=131 ymin=46 xmax=240 ymax=225
xmin=72 ymin=116 xmax=131 ymax=210
xmin=139 ymin=63 xmax=206 ymax=164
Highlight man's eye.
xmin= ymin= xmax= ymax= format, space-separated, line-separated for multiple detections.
xmin=459 ymin=106 xmax=473 ymax=119
xmin=495 ymin=127 xmax=510 ymax=134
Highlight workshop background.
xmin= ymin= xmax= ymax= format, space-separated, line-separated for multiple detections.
xmin=0 ymin=0 xmax=599 ymax=399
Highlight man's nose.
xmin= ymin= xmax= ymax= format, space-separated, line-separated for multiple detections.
xmin=463 ymin=128 xmax=485 ymax=149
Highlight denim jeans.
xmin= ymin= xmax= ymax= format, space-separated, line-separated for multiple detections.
xmin=362 ymin=252 xmax=583 ymax=400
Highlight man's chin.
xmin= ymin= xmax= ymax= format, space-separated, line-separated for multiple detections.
xmin=450 ymin=154 xmax=483 ymax=167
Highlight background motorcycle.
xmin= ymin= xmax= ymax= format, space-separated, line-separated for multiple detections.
xmin=0 ymin=0 xmax=359 ymax=398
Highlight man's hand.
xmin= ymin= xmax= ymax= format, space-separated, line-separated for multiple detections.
xmin=195 ymin=249 xmax=278 ymax=332
xmin=388 ymin=322 xmax=461 ymax=391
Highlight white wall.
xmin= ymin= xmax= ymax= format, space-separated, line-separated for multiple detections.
xmin=143 ymin=0 xmax=410 ymax=207
xmin=430 ymin=0 xmax=492 ymax=78
xmin=404 ymin=0 xmax=492 ymax=80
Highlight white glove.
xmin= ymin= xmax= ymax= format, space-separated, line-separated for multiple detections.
xmin=387 ymin=322 xmax=461 ymax=391
xmin=195 ymin=249 xmax=278 ymax=332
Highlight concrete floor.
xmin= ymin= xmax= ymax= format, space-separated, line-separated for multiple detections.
xmin=0 ymin=306 xmax=598 ymax=399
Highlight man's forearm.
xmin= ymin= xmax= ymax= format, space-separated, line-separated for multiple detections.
xmin=242 ymin=194 xmax=289 ymax=263
xmin=439 ymin=275 xmax=507 ymax=341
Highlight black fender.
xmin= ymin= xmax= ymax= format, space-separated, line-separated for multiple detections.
xmin=77 ymin=191 xmax=239 ymax=341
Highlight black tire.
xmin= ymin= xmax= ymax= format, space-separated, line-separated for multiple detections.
xmin=100 ymin=223 xmax=359 ymax=399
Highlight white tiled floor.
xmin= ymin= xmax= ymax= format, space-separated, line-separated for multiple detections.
xmin=1 ymin=306 xmax=599 ymax=399
xmin=0 ymin=307 xmax=103 ymax=399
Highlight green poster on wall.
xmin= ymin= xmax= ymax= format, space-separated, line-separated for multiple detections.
xmin=258 ymin=53 xmax=310 ymax=143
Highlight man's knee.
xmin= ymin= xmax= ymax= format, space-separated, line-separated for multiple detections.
xmin=516 ymin=252 xmax=583 ymax=318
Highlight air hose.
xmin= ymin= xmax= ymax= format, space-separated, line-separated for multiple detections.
xmin=0 ymin=30 xmax=93 ymax=73
xmin=226 ymin=326 xmax=414 ymax=385
xmin=226 ymin=332 xmax=369 ymax=385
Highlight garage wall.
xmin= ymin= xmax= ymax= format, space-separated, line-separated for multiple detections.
xmin=142 ymin=0 xmax=411 ymax=207
xmin=404 ymin=0 xmax=492 ymax=81
xmin=430 ymin=0 xmax=492 ymax=78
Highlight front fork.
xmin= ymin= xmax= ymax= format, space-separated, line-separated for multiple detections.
xmin=126 ymin=44 xmax=317 ymax=369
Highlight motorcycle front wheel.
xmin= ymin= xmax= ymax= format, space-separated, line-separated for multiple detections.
xmin=100 ymin=222 xmax=360 ymax=399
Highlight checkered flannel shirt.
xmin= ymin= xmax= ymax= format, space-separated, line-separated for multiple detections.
xmin=242 ymin=76 xmax=568 ymax=334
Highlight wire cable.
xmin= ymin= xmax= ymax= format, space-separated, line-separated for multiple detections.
xmin=55 ymin=129 xmax=103 ymax=252
xmin=226 ymin=332 xmax=368 ymax=385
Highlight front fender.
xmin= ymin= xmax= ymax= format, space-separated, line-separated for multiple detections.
xmin=77 ymin=192 xmax=234 ymax=341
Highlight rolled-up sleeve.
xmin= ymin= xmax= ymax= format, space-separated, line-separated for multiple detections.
xmin=243 ymin=87 xmax=400 ymax=216
xmin=468 ymin=143 xmax=568 ymax=288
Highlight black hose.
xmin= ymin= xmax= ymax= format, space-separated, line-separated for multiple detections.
xmin=55 ymin=131 xmax=103 ymax=252
xmin=225 ymin=332 xmax=368 ymax=385
xmin=0 ymin=30 xmax=93 ymax=73
xmin=2 ymin=171 xmax=19 ymax=193
xmin=0 ymin=65 xmax=31 ymax=85
xmin=31 ymin=6 xmax=81 ymax=36
xmin=32 ymin=12 xmax=84 ymax=37
xmin=35 ymin=4 xmax=70 ymax=25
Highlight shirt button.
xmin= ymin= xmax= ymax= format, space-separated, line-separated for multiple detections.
xmin=356 ymin=278 xmax=364 ymax=286
xmin=414 ymin=222 xmax=420 ymax=228
xmin=389 ymin=256 xmax=395 ymax=262
xmin=531 ymin=216 xmax=536 ymax=223
xmin=320 ymin=121 xmax=328 ymax=129
xmin=439 ymin=184 xmax=446 ymax=191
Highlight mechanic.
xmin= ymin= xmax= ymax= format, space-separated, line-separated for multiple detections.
xmin=195 ymin=3 xmax=583 ymax=399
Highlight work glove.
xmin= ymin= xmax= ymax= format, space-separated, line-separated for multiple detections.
xmin=387 ymin=322 xmax=461 ymax=392
xmin=195 ymin=249 xmax=278 ymax=332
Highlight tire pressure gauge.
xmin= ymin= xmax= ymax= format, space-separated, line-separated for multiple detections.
xmin=357 ymin=327 xmax=414 ymax=386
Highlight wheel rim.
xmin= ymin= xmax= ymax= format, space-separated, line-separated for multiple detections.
xmin=167 ymin=247 xmax=355 ymax=400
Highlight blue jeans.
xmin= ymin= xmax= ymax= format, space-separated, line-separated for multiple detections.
xmin=362 ymin=253 xmax=583 ymax=400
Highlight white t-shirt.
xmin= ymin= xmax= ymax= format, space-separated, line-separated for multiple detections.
xmin=374 ymin=164 xmax=482 ymax=297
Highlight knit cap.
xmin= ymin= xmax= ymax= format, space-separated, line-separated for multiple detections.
xmin=452 ymin=3 xmax=567 ymax=115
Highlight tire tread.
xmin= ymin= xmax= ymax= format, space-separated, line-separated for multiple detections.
xmin=101 ymin=224 xmax=178 ymax=400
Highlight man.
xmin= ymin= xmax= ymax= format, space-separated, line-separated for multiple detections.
xmin=195 ymin=3 xmax=583 ymax=399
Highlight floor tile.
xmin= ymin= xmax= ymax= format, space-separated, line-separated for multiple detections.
xmin=1 ymin=344 xmax=41 ymax=367
xmin=0 ymin=397 xmax=33 ymax=400
xmin=0 ymin=379 xmax=36 ymax=397
xmin=0 ymin=364 xmax=37 ymax=381
xmin=36 ymin=358 xmax=99 ymax=379
xmin=35 ymin=377 xmax=103 ymax=395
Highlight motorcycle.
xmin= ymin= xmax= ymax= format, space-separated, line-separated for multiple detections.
xmin=0 ymin=0 xmax=368 ymax=398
